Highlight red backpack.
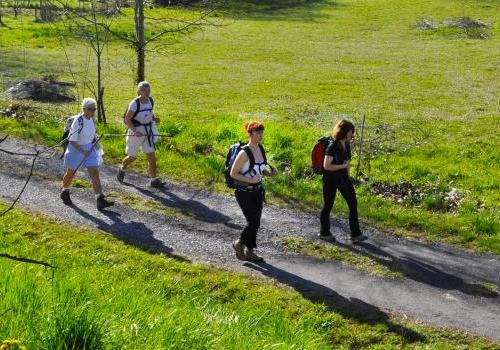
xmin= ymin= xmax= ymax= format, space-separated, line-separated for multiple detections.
xmin=311 ymin=136 xmax=333 ymax=174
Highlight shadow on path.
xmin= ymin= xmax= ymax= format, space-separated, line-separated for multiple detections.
xmin=332 ymin=240 xmax=498 ymax=298
xmin=123 ymin=182 xmax=243 ymax=230
xmin=70 ymin=204 xmax=189 ymax=262
xmin=245 ymin=261 xmax=427 ymax=344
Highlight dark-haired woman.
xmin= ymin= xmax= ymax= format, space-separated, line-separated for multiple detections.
xmin=230 ymin=121 xmax=278 ymax=262
xmin=320 ymin=120 xmax=367 ymax=243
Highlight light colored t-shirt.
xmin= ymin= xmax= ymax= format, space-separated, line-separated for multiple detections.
xmin=127 ymin=98 xmax=154 ymax=124
xmin=68 ymin=115 xmax=96 ymax=145
xmin=240 ymin=160 xmax=266 ymax=182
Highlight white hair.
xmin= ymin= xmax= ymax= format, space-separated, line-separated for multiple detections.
xmin=82 ymin=97 xmax=97 ymax=110
xmin=137 ymin=81 xmax=151 ymax=94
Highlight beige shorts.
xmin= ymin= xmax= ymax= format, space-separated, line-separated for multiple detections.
xmin=125 ymin=124 xmax=158 ymax=157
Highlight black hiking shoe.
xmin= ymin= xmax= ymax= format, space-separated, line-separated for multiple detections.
xmin=245 ymin=249 xmax=264 ymax=263
xmin=116 ymin=168 xmax=125 ymax=183
xmin=150 ymin=178 xmax=166 ymax=188
xmin=232 ymin=240 xmax=246 ymax=261
xmin=318 ymin=233 xmax=336 ymax=242
xmin=60 ymin=189 xmax=72 ymax=206
xmin=350 ymin=234 xmax=368 ymax=243
xmin=97 ymin=194 xmax=114 ymax=211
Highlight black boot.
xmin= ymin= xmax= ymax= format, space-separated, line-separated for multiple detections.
xmin=96 ymin=194 xmax=114 ymax=211
xmin=60 ymin=189 xmax=73 ymax=206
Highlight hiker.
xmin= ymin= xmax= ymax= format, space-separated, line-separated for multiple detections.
xmin=230 ymin=121 xmax=278 ymax=262
xmin=319 ymin=119 xmax=367 ymax=242
xmin=116 ymin=81 xmax=165 ymax=188
xmin=60 ymin=98 xmax=114 ymax=210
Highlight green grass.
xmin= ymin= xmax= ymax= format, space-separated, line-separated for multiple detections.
xmin=280 ymin=236 xmax=403 ymax=278
xmin=1 ymin=202 xmax=499 ymax=349
xmin=0 ymin=0 xmax=499 ymax=254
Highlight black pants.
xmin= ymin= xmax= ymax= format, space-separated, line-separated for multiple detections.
xmin=320 ymin=175 xmax=361 ymax=237
xmin=235 ymin=188 xmax=264 ymax=249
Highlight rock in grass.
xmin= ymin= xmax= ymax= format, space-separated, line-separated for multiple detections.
xmin=415 ymin=18 xmax=438 ymax=30
xmin=444 ymin=17 xmax=491 ymax=29
xmin=5 ymin=78 xmax=75 ymax=102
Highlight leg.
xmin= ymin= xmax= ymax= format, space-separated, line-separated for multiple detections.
xmin=319 ymin=176 xmax=337 ymax=234
xmin=87 ymin=167 xmax=102 ymax=195
xmin=235 ymin=190 xmax=261 ymax=249
xmin=61 ymin=168 xmax=77 ymax=189
xmin=145 ymin=151 xmax=157 ymax=178
xmin=121 ymin=155 xmax=137 ymax=170
xmin=338 ymin=177 xmax=361 ymax=236
xmin=88 ymin=166 xmax=114 ymax=210
xmin=60 ymin=168 xmax=76 ymax=205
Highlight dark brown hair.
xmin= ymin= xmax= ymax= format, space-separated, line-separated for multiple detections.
xmin=331 ymin=119 xmax=355 ymax=140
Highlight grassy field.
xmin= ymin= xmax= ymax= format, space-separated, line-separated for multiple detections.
xmin=0 ymin=0 xmax=499 ymax=253
xmin=1 ymin=202 xmax=499 ymax=349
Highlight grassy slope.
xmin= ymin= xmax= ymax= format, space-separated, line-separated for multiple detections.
xmin=0 ymin=0 xmax=498 ymax=253
xmin=1 ymin=202 xmax=499 ymax=349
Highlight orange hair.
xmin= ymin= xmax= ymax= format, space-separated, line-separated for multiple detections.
xmin=244 ymin=121 xmax=264 ymax=134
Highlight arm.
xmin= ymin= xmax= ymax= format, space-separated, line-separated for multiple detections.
xmin=230 ymin=151 xmax=260 ymax=184
xmin=323 ymin=155 xmax=349 ymax=172
xmin=124 ymin=109 xmax=144 ymax=136
xmin=263 ymin=165 xmax=278 ymax=177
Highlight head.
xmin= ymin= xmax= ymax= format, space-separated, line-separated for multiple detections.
xmin=244 ymin=121 xmax=264 ymax=143
xmin=81 ymin=98 xmax=97 ymax=117
xmin=332 ymin=119 xmax=355 ymax=141
xmin=137 ymin=81 xmax=151 ymax=98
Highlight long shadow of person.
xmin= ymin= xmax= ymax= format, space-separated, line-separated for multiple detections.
xmin=70 ymin=204 xmax=188 ymax=262
xmin=332 ymin=239 xmax=498 ymax=298
xmin=122 ymin=181 xmax=243 ymax=230
xmin=244 ymin=261 xmax=426 ymax=344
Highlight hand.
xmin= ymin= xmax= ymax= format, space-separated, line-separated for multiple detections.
xmin=344 ymin=160 xmax=350 ymax=169
xmin=153 ymin=116 xmax=160 ymax=124
xmin=81 ymin=150 xmax=91 ymax=157
xmin=248 ymin=176 xmax=261 ymax=184
xmin=133 ymin=129 xmax=145 ymax=137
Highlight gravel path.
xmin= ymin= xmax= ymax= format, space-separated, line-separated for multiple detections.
xmin=1 ymin=137 xmax=499 ymax=341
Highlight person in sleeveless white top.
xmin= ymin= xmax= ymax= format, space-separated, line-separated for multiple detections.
xmin=116 ymin=81 xmax=165 ymax=188
xmin=230 ymin=121 xmax=278 ymax=262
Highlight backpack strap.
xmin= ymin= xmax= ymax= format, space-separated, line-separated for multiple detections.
xmin=258 ymin=144 xmax=267 ymax=164
xmin=77 ymin=115 xmax=84 ymax=134
xmin=241 ymin=145 xmax=256 ymax=176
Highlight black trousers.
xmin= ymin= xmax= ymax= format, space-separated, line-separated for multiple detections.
xmin=235 ymin=188 xmax=264 ymax=249
xmin=320 ymin=174 xmax=361 ymax=237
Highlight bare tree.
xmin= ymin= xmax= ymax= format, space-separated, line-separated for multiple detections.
xmin=65 ymin=0 xmax=113 ymax=123
xmin=53 ymin=0 xmax=220 ymax=83
xmin=0 ymin=2 xmax=5 ymax=26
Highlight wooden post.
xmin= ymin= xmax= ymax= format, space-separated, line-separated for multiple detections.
xmin=355 ymin=114 xmax=366 ymax=180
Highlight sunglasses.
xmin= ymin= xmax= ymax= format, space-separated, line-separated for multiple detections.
xmin=86 ymin=107 xmax=97 ymax=111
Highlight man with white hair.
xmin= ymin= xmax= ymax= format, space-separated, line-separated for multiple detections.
xmin=60 ymin=98 xmax=114 ymax=210
xmin=117 ymin=81 xmax=165 ymax=188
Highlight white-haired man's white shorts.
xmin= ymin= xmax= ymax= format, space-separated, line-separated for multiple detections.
xmin=125 ymin=125 xmax=158 ymax=157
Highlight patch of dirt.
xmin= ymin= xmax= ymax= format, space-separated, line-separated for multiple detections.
xmin=370 ymin=180 xmax=463 ymax=212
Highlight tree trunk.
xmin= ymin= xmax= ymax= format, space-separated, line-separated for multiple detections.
xmin=134 ymin=0 xmax=146 ymax=83
xmin=98 ymin=87 xmax=106 ymax=124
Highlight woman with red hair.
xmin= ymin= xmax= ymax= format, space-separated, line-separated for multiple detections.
xmin=320 ymin=120 xmax=367 ymax=242
xmin=230 ymin=121 xmax=278 ymax=262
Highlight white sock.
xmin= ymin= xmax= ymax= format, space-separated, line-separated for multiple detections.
xmin=62 ymin=188 xmax=69 ymax=192
xmin=95 ymin=193 xmax=102 ymax=200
